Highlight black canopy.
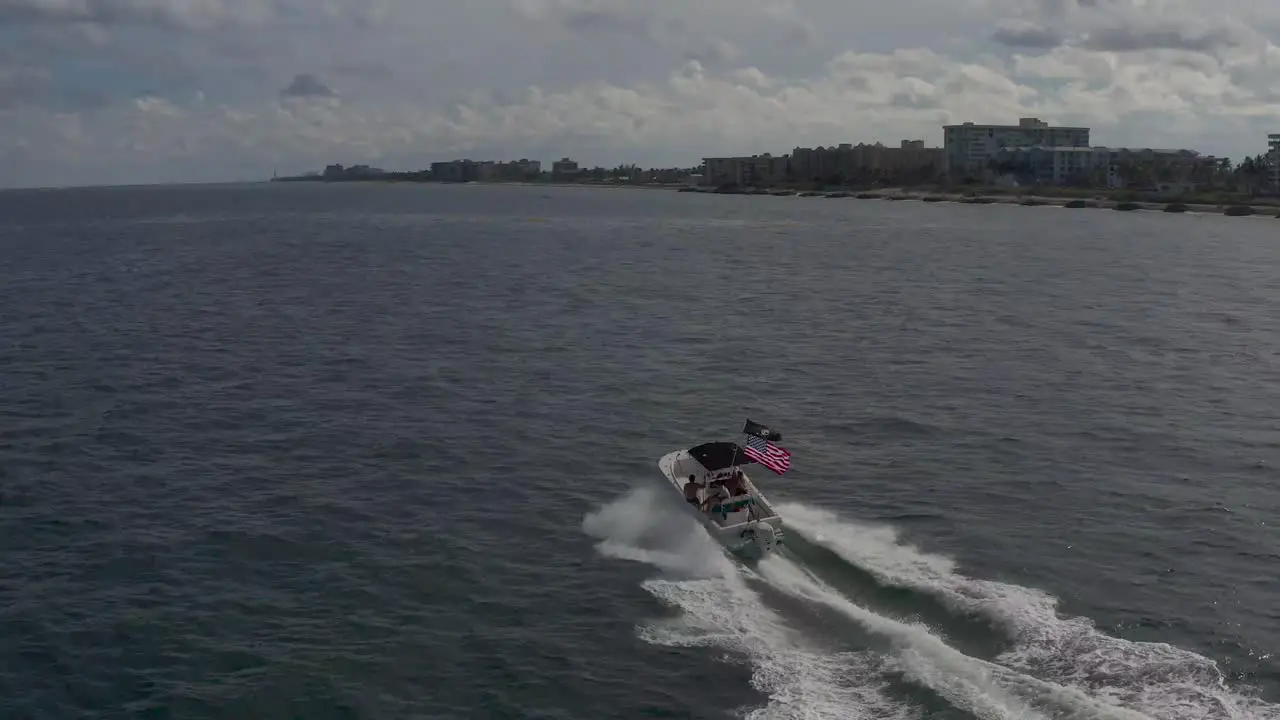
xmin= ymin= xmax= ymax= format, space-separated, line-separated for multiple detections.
xmin=688 ymin=441 xmax=756 ymax=472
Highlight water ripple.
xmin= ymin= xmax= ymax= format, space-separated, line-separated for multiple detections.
xmin=1 ymin=183 xmax=1277 ymax=718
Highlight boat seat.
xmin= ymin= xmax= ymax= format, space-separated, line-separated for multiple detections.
xmin=708 ymin=495 xmax=755 ymax=526
xmin=708 ymin=495 xmax=754 ymax=512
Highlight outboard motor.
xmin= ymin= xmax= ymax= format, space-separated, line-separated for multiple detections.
xmin=741 ymin=521 xmax=777 ymax=556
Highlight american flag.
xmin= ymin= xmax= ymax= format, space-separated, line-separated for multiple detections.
xmin=743 ymin=434 xmax=791 ymax=475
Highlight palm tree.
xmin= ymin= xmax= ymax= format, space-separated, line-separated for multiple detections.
xmin=1115 ymin=155 xmax=1154 ymax=189
xmin=1235 ymin=155 xmax=1268 ymax=194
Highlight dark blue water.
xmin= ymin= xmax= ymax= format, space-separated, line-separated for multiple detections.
xmin=1 ymin=182 xmax=1277 ymax=719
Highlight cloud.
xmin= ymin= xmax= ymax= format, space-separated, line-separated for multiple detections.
xmin=1078 ymin=25 xmax=1245 ymax=53
xmin=332 ymin=62 xmax=394 ymax=81
xmin=3 ymin=0 xmax=1280 ymax=188
xmin=992 ymin=19 xmax=1065 ymax=48
xmin=989 ymin=0 xmax=1255 ymax=55
xmin=0 ymin=0 xmax=274 ymax=30
xmin=683 ymin=37 xmax=742 ymax=65
xmin=0 ymin=62 xmax=48 ymax=109
xmin=510 ymin=0 xmax=659 ymax=40
xmin=280 ymin=73 xmax=334 ymax=98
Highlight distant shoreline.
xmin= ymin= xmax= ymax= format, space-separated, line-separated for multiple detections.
xmin=679 ymin=188 xmax=1280 ymax=217
xmin=270 ymin=176 xmax=1280 ymax=217
xmin=269 ymin=177 xmax=677 ymax=191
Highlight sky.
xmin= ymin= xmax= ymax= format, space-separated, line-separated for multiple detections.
xmin=4 ymin=0 xmax=1280 ymax=188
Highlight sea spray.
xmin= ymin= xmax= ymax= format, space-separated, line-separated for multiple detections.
xmin=776 ymin=502 xmax=1280 ymax=720
xmin=584 ymin=486 xmax=919 ymax=719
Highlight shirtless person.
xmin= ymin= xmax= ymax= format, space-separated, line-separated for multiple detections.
xmin=683 ymin=475 xmax=701 ymax=506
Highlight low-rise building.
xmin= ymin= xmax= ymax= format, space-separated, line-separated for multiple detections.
xmin=640 ymin=168 xmax=694 ymax=184
xmin=430 ymin=159 xmax=480 ymax=182
xmin=432 ymin=158 xmax=543 ymax=182
xmin=551 ymin=158 xmax=580 ymax=180
xmin=702 ymin=154 xmax=787 ymax=187
xmin=991 ymin=146 xmax=1109 ymax=186
xmin=322 ymin=163 xmax=386 ymax=179
xmin=701 ymin=142 xmax=942 ymax=187
xmin=790 ymin=140 xmax=942 ymax=184
xmin=493 ymin=159 xmax=542 ymax=181
xmin=991 ymin=146 xmax=1210 ymax=188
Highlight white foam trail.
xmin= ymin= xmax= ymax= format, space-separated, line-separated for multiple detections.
xmin=584 ymin=488 xmax=1140 ymax=719
xmin=639 ymin=575 xmax=916 ymax=720
xmin=777 ymin=502 xmax=1280 ymax=720
xmin=756 ymin=556 xmax=1151 ymax=720
xmin=583 ymin=487 xmax=918 ymax=720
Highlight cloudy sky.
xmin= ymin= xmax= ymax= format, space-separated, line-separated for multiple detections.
xmin=4 ymin=0 xmax=1280 ymax=188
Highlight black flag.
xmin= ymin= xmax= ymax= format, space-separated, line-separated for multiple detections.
xmin=742 ymin=419 xmax=782 ymax=442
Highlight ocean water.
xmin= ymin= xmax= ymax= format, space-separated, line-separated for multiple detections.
xmin=1 ymin=182 xmax=1278 ymax=720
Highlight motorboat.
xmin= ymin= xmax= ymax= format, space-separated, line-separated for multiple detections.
xmin=657 ymin=420 xmax=792 ymax=560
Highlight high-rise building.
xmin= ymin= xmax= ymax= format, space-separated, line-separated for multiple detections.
xmin=1268 ymin=134 xmax=1280 ymax=190
xmin=943 ymin=118 xmax=1089 ymax=179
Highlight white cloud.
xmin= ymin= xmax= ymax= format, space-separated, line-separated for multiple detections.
xmin=3 ymin=0 xmax=1280 ymax=187
xmin=0 ymin=0 xmax=278 ymax=29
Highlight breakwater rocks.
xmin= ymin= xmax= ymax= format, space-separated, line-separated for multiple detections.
xmin=678 ymin=186 xmax=1280 ymax=217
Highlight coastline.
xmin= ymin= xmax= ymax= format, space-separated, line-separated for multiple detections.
xmin=675 ymin=186 xmax=1280 ymax=217
xmin=270 ymin=177 xmax=677 ymax=191
xmin=270 ymin=176 xmax=1280 ymax=216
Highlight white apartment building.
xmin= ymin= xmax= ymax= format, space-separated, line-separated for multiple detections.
xmin=944 ymin=117 xmax=1090 ymax=179
xmin=992 ymin=146 xmax=1208 ymax=188
xmin=991 ymin=146 xmax=1116 ymax=186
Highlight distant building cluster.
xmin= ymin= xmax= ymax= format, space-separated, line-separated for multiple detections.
xmin=321 ymin=163 xmax=385 ymax=179
xmin=702 ymin=139 xmax=942 ymax=188
xmin=429 ymin=158 xmax=543 ymax=182
xmin=698 ymin=116 xmax=1280 ymax=193
xmin=422 ymin=156 xmax=696 ymax=184
xmin=947 ymin=117 xmax=1219 ymax=191
xmin=290 ymin=117 xmax=1280 ymax=195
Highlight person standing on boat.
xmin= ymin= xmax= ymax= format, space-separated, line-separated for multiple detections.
xmin=683 ymin=475 xmax=701 ymax=506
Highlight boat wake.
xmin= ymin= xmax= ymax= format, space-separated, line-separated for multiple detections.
xmin=582 ymin=487 xmax=1280 ymax=720
xmin=583 ymin=485 xmax=912 ymax=719
xmin=774 ymin=504 xmax=1280 ymax=720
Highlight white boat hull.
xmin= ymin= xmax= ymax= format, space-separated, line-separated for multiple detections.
xmin=658 ymin=449 xmax=785 ymax=559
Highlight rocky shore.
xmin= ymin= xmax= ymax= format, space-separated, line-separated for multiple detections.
xmin=676 ymin=186 xmax=1280 ymax=217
